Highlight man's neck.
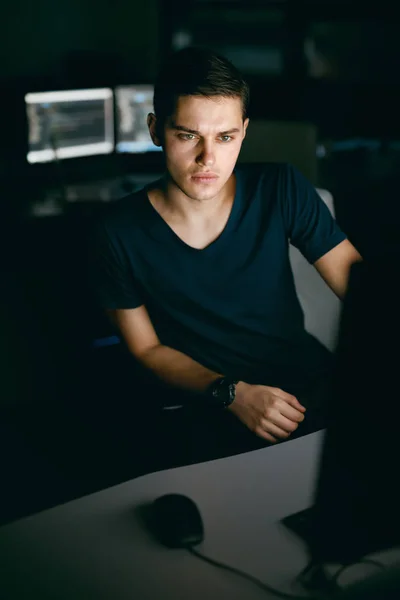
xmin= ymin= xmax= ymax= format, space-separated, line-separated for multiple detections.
xmin=156 ymin=173 xmax=236 ymax=224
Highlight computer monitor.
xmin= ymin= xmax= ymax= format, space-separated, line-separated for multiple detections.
xmin=289 ymin=256 xmax=400 ymax=566
xmin=115 ymin=85 xmax=162 ymax=154
xmin=25 ymin=88 xmax=114 ymax=164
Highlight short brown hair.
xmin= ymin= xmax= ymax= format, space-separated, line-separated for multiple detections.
xmin=153 ymin=46 xmax=250 ymax=134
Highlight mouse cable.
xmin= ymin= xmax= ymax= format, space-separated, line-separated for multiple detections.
xmin=186 ymin=546 xmax=328 ymax=599
xmin=330 ymin=559 xmax=386 ymax=588
xmin=296 ymin=558 xmax=385 ymax=592
xmin=187 ymin=547 xmax=386 ymax=599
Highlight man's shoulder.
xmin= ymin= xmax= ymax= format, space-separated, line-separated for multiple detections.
xmin=235 ymin=162 xmax=293 ymax=205
xmin=236 ymin=161 xmax=291 ymax=186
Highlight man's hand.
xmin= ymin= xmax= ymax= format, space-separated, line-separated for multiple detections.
xmin=228 ymin=382 xmax=306 ymax=443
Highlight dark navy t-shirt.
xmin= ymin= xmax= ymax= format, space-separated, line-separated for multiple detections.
xmin=91 ymin=163 xmax=347 ymax=394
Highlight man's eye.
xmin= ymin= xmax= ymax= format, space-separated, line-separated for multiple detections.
xmin=180 ymin=134 xmax=196 ymax=140
xmin=220 ymin=135 xmax=232 ymax=142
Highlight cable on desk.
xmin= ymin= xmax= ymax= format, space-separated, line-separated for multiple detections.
xmin=186 ymin=546 xmax=322 ymax=600
xmin=330 ymin=559 xmax=386 ymax=588
xmin=187 ymin=547 xmax=387 ymax=599
xmin=296 ymin=558 xmax=386 ymax=594
xmin=294 ymin=561 xmax=337 ymax=594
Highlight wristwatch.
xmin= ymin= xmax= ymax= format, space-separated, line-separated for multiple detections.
xmin=208 ymin=377 xmax=239 ymax=409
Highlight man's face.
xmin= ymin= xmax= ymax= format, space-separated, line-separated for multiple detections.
xmin=149 ymin=95 xmax=249 ymax=202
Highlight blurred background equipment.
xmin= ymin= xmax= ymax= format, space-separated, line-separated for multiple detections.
xmin=239 ymin=120 xmax=318 ymax=184
xmin=25 ymin=88 xmax=114 ymax=163
xmin=115 ymin=85 xmax=162 ymax=154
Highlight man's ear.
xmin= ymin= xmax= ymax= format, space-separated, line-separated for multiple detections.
xmin=243 ymin=117 xmax=249 ymax=139
xmin=147 ymin=113 xmax=163 ymax=147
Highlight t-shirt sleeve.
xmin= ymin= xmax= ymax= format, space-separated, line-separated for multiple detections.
xmin=280 ymin=163 xmax=347 ymax=264
xmin=89 ymin=218 xmax=144 ymax=310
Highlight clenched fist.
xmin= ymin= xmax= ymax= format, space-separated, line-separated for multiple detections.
xmin=228 ymin=381 xmax=306 ymax=443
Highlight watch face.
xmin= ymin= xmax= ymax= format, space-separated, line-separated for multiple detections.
xmin=212 ymin=378 xmax=235 ymax=407
xmin=212 ymin=381 xmax=227 ymax=399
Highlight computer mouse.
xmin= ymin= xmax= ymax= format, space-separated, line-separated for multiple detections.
xmin=149 ymin=494 xmax=204 ymax=548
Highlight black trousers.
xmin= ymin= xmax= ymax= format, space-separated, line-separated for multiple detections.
xmin=70 ymin=348 xmax=334 ymax=487
xmin=142 ymin=372 xmax=332 ymax=470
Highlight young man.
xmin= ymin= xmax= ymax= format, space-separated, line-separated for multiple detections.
xmin=91 ymin=47 xmax=361 ymax=469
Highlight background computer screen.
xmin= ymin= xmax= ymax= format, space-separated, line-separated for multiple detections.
xmin=115 ymin=85 xmax=161 ymax=154
xmin=25 ymin=88 xmax=114 ymax=164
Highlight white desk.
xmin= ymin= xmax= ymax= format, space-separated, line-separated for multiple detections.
xmin=0 ymin=431 xmax=399 ymax=600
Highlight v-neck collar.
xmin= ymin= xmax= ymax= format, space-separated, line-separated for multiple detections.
xmin=143 ymin=169 xmax=242 ymax=256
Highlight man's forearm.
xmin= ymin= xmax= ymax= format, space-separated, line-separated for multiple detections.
xmin=138 ymin=344 xmax=223 ymax=394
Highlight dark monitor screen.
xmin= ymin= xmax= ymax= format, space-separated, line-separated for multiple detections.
xmin=25 ymin=88 xmax=114 ymax=163
xmin=308 ymin=256 xmax=400 ymax=564
xmin=115 ymin=85 xmax=162 ymax=154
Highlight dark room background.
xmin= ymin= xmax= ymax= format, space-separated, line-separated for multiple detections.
xmin=1 ymin=0 xmax=399 ymax=523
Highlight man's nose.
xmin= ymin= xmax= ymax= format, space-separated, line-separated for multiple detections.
xmin=197 ymin=142 xmax=215 ymax=167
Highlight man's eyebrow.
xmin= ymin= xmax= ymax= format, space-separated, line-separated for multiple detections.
xmin=170 ymin=122 xmax=240 ymax=135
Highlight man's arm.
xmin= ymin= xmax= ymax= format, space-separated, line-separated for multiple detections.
xmin=107 ymin=306 xmax=223 ymax=394
xmin=313 ymin=239 xmax=363 ymax=300
xmin=108 ymin=306 xmax=306 ymax=443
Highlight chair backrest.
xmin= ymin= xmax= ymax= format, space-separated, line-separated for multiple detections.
xmin=289 ymin=188 xmax=342 ymax=352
